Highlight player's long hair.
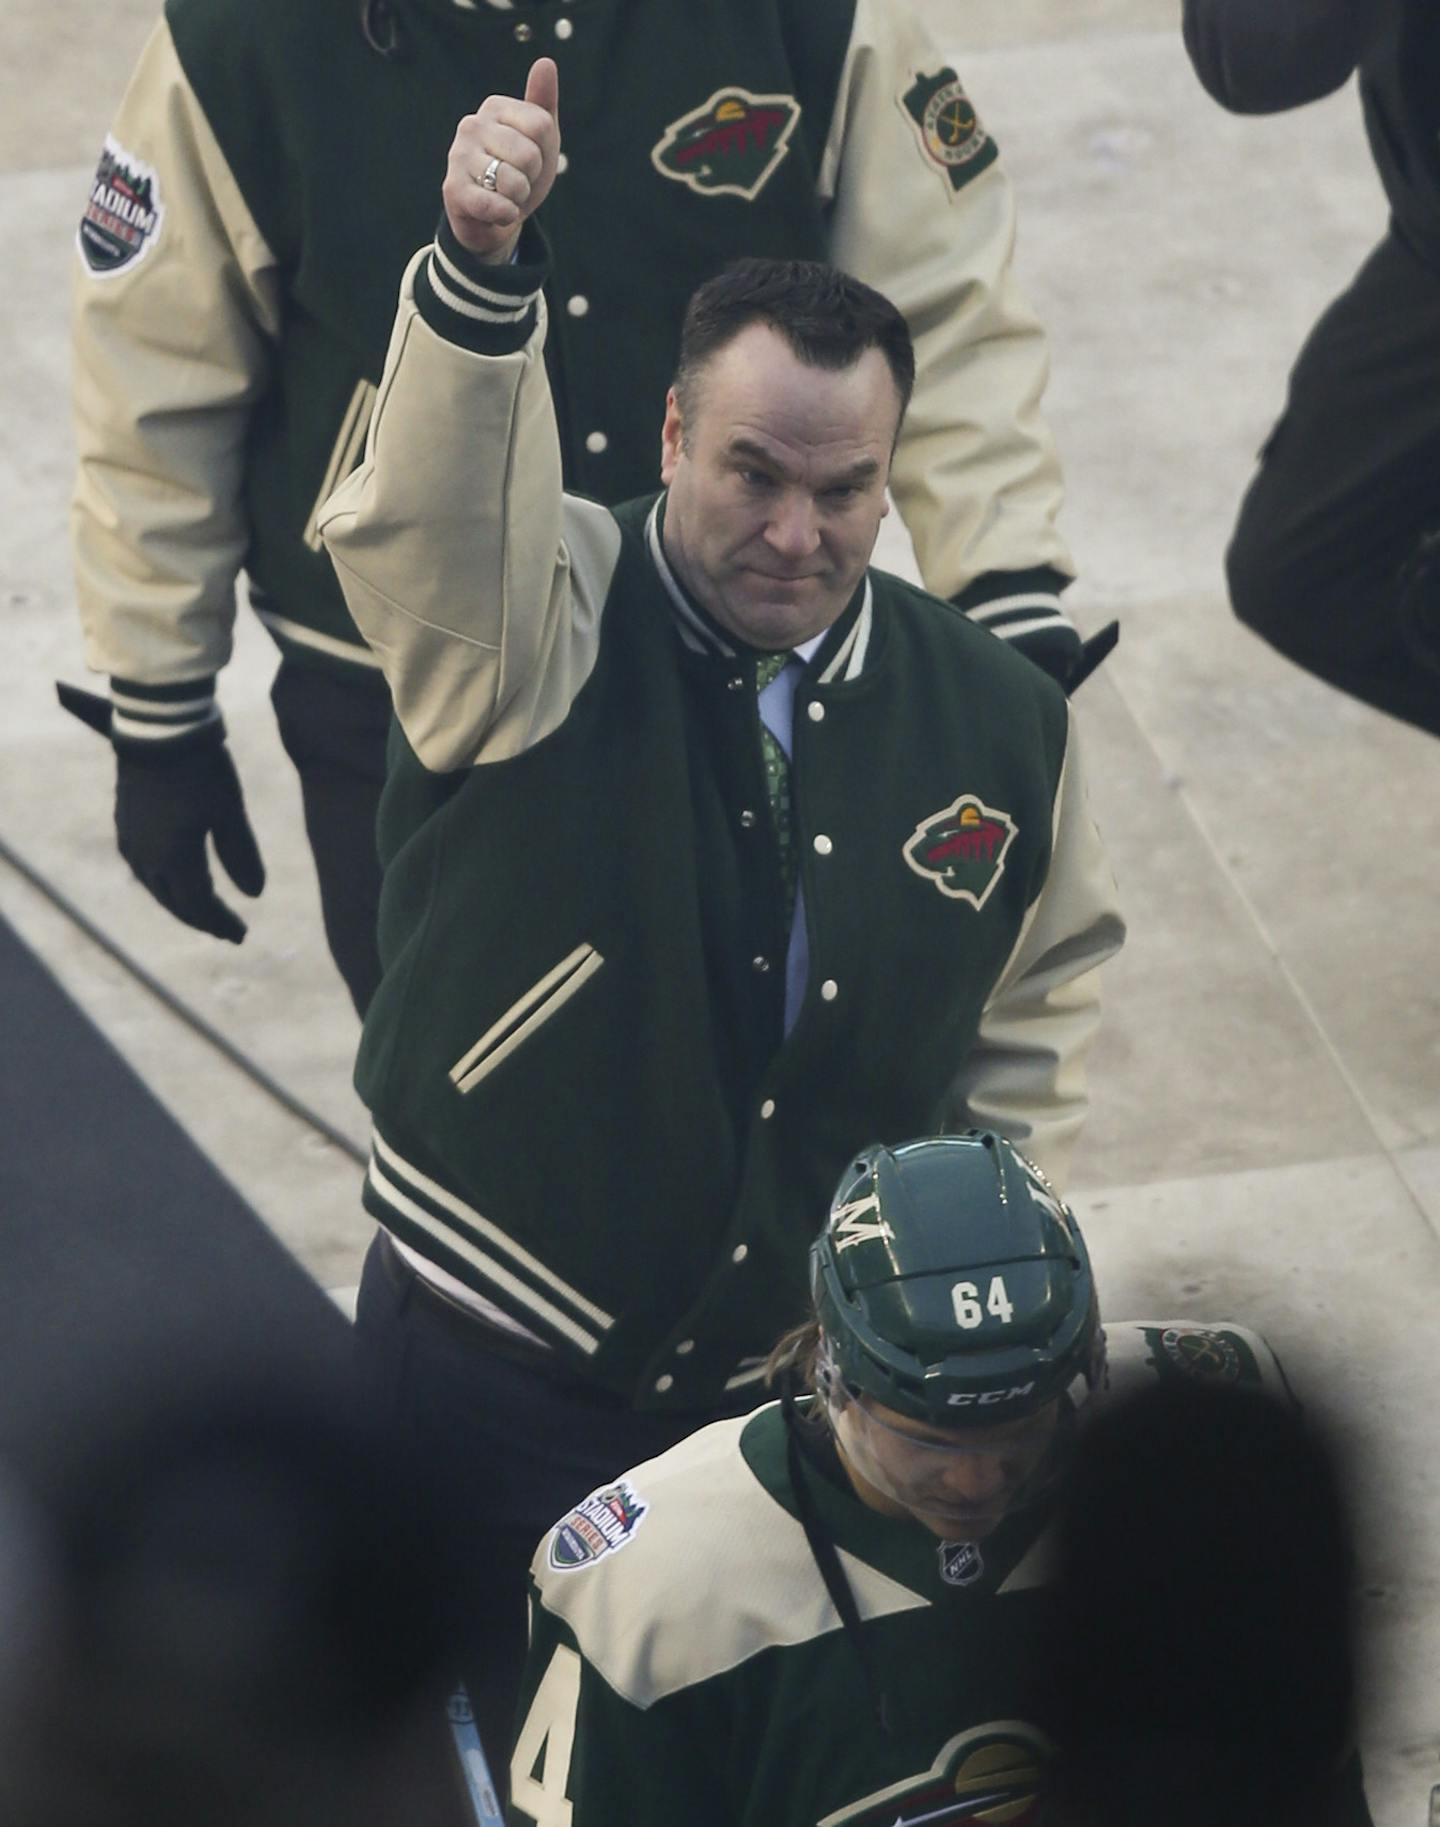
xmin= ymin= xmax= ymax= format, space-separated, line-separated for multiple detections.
xmin=763 ymin=1315 xmax=822 ymax=1392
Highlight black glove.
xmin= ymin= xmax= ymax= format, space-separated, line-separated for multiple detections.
xmin=58 ymin=684 xmax=265 ymax=943
xmin=955 ymin=582 xmax=1119 ymax=697
xmin=1066 ymin=619 xmax=1120 ymax=694
xmin=988 ymin=616 xmax=1119 ymax=696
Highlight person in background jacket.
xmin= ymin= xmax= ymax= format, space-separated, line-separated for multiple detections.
xmin=1184 ymin=0 xmax=1440 ymax=736
xmin=68 ymin=0 xmax=1100 ymax=1010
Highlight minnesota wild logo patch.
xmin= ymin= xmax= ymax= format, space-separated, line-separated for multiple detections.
xmin=79 ymin=135 xmax=165 ymax=276
xmin=547 ymin=1479 xmax=648 ymax=1573
xmin=1147 ymin=1326 xmax=1260 ymax=1387
xmin=820 ymin=1722 xmax=1051 ymax=1827
xmin=899 ymin=69 xmax=998 ymax=196
xmin=904 ymin=795 xmax=1017 ymax=908
xmin=652 ymin=88 xmax=800 ymax=201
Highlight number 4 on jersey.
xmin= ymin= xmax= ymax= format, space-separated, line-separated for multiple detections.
xmin=511 ymin=1645 xmax=581 ymax=1826
xmin=951 ymin=1276 xmax=1014 ymax=1329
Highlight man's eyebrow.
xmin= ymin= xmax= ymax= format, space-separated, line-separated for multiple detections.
xmin=726 ymin=437 xmax=881 ymax=486
xmin=827 ymin=456 xmax=882 ymax=485
xmin=726 ymin=436 xmax=789 ymax=473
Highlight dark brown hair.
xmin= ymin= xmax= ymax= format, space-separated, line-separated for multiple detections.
xmin=763 ymin=1315 xmax=825 ymax=1394
xmin=673 ymin=258 xmax=915 ymax=433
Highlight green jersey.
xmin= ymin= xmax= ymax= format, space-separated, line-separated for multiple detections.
xmin=509 ymin=1320 xmax=1300 ymax=1826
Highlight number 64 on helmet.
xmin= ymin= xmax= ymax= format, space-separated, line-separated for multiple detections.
xmin=810 ymin=1132 xmax=1105 ymax=1428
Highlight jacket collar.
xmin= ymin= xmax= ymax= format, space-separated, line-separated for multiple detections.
xmin=645 ymin=495 xmax=874 ymax=684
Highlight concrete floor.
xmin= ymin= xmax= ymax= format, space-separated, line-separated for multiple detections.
xmin=4 ymin=1 xmax=1438 ymax=1819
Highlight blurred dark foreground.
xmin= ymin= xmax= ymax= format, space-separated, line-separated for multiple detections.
xmin=1036 ymin=1374 xmax=1369 ymax=1827
xmin=0 ymin=1382 xmax=474 ymax=1827
xmin=0 ymin=914 xmax=475 ymax=1825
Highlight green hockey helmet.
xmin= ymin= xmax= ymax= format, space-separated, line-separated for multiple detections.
xmin=811 ymin=1132 xmax=1103 ymax=1428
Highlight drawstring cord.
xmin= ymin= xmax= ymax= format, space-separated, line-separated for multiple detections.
xmin=780 ymin=1378 xmax=894 ymax=1738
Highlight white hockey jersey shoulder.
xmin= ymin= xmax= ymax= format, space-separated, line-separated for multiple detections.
xmin=529 ymin=1407 xmax=926 ymax=1710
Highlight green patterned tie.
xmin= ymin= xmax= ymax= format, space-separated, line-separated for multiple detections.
xmin=755 ymin=651 xmax=797 ymax=925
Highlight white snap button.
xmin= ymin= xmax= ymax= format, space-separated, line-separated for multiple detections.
xmin=751 ymin=955 xmax=771 ymax=974
xmin=566 ymin=294 xmax=589 ymax=317
xmin=813 ymin=834 xmax=832 ymax=855
xmin=821 ymin=979 xmax=839 ymax=1001
xmin=513 ymin=20 xmax=533 ymax=41
xmin=555 ymin=15 xmax=574 ymax=37
xmin=675 ymin=1340 xmax=695 ymax=1357
xmin=585 ymin=430 xmax=608 ymax=454
xmin=556 ymin=152 xmax=569 ymax=174
xmin=727 ymin=676 xmax=744 ymax=692
xmin=806 ymin=700 xmax=825 ymax=722
xmin=739 ymin=809 xmax=756 ymax=828
xmin=654 ymin=1373 xmax=674 ymax=1393
xmin=732 ymin=1244 xmax=749 ymax=1264
xmin=760 ymin=1099 xmax=776 ymax=1119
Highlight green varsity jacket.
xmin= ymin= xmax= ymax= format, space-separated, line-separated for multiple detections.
xmin=318 ymin=229 xmax=1124 ymax=1410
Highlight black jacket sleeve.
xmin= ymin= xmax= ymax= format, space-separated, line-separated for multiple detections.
xmin=1181 ymin=0 xmax=1381 ymax=114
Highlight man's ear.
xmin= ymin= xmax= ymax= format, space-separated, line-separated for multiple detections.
xmin=659 ymin=387 xmax=684 ymax=486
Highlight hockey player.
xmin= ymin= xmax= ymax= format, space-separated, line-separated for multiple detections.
xmin=509 ymin=1132 xmax=1372 ymax=1827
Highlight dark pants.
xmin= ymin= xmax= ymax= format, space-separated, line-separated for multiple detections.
xmin=351 ymin=1232 xmax=759 ymax=1802
xmin=269 ymin=657 xmax=392 ymax=1016
xmin=1227 ymin=227 xmax=1440 ymax=737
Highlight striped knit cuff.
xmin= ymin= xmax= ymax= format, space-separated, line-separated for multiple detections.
xmin=953 ymin=566 xmax=1083 ymax=687
xmin=953 ymin=566 xmax=1075 ymax=641
xmin=413 ymin=216 xmax=546 ymax=355
xmin=109 ymin=674 xmax=219 ymax=748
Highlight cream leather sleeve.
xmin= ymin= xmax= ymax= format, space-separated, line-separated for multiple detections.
xmin=819 ymin=0 xmax=1073 ymax=601
xmin=318 ymin=253 xmax=620 ymax=774
xmin=947 ymin=711 xmax=1125 ymax=1192
xmin=71 ymin=17 xmax=281 ymax=686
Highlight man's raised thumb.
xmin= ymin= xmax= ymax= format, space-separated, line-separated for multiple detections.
xmin=525 ymin=56 xmax=559 ymax=120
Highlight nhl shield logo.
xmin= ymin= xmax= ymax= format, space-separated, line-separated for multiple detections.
xmin=899 ymin=69 xmax=999 ymax=196
xmin=938 ymin=1539 xmax=984 ymax=1588
xmin=547 ymin=1479 xmax=648 ymax=1573
xmin=79 ymin=135 xmax=165 ymax=276
xmin=904 ymin=795 xmax=1017 ymax=909
xmin=652 ymin=88 xmax=800 ymax=201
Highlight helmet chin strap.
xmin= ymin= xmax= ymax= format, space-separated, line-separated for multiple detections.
xmin=779 ymin=1375 xmax=894 ymax=1738
xmin=781 ymin=1367 xmax=1078 ymax=1739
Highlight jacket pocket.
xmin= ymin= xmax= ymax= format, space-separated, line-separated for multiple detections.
xmin=449 ymin=942 xmax=604 ymax=1096
xmin=303 ymin=376 xmax=377 ymax=552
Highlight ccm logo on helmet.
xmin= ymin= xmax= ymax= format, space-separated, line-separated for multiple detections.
xmin=945 ymin=1383 xmax=1036 ymax=1407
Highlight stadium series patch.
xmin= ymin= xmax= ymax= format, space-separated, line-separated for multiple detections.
xmin=547 ymin=1479 xmax=648 ymax=1572
xmin=79 ymin=135 xmax=164 ymax=276
xmin=903 ymin=795 xmax=1017 ymax=908
xmin=898 ymin=69 xmax=998 ymax=196
xmin=651 ymin=88 xmax=800 ymax=201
